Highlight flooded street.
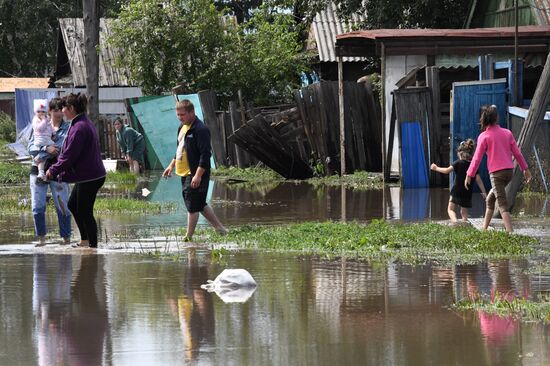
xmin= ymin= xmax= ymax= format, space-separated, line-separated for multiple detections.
xmin=1 ymin=175 xmax=550 ymax=365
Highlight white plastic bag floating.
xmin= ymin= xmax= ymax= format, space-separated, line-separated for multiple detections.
xmin=201 ymin=269 xmax=257 ymax=303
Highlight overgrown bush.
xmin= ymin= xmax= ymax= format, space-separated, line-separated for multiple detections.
xmin=0 ymin=112 xmax=16 ymax=142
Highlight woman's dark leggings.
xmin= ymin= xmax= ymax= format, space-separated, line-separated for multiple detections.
xmin=68 ymin=177 xmax=105 ymax=247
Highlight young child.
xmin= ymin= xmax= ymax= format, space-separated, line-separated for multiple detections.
xmin=431 ymin=139 xmax=487 ymax=223
xmin=31 ymin=99 xmax=55 ymax=182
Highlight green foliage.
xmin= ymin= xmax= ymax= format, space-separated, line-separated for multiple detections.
xmin=0 ymin=0 xmax=125 ymax=77
xmin=301 ymin=0 xmax=471 ymax=29
xmin=212 ymin=166 xmax=282 ymax=181
xmin=107 ymin=0 xmax=307 ymax=105
xmin=454 ymin=292 xmax=550 ymax=324
xmin=0 ymin=113 xmax=16 ymax=142
xmin=94 ymin=197 xmax=176 ymax=213
xmin=0 ymin=161 xmax=27 ymax=185
xmin=307 ymin=171 xmax=384 ymax=190
xmin=106 ymin=170 xmax=137 ymax=184
xmin=203 ymin=220 xmax=539 ymax=263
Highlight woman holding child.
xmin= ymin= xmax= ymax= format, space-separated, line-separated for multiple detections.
xmin=28 ymin=98 xmax=72 ymax=247
xmin=46 ymin=93 xmax=106 ymax=248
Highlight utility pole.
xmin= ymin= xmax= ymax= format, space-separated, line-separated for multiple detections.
xmin=513 ymin=0 xmax=519 ymax=106
xmin=83 ymin=0 xmax=100 ymax=126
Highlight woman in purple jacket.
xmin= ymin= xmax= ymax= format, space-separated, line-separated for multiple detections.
xmin=46 ymin=93 xmax=106 ymax=248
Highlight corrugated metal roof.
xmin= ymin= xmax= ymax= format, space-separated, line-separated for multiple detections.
xmin=310 ymin=3 xmax=367 ymax=62
xmin=337 ymin=25 xmax=550 ymax=41
xmin=533 ymin=0 xmax=550 ymax=24
xmin=58 ymin=18 xmax=131 ymax=87
xmin=0 ymin=78 xmax=50 ymax=93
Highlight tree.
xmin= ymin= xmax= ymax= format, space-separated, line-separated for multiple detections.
xmin=108 ymin=0 xmax=308 ymax=105
xmin=0 ymin=0 xmax=126 ymax=77
xmin=296 ymin=0 xmax=471 ymax=29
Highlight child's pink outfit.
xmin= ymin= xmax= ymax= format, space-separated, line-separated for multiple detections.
xmin=466 ymin=124 xmax=528 ymax=177
xmin=466 ymin=124 xmax=528 ymax=212
xmin=32 ymin=115 xmax=54 ymax=181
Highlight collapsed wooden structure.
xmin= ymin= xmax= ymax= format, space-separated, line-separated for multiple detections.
xmin=199 ymin=81 xmax=382 ymax=179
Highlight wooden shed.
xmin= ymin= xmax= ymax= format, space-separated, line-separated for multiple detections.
xmin=335 ymin=26 xmax=550 ymax=183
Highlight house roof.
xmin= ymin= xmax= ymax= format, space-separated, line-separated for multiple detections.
xmin=335 ymin=25 xmax=550 ymax=57
xmin=56 ymin=18 xmax=131 ymax=87
xmin=308 ymin=3 xmax=367 ymax=62
xmin=0 ymin=78 xmax=50 ymax=93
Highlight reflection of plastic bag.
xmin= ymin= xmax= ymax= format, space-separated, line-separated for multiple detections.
xmin=201 ymin=269 xmax=257 ymax=303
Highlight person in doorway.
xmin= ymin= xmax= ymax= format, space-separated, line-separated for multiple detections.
xmin=113 ymin=117 xmax=145 ymax=175
xmin=28 ymin=98 xmax=72 ymax=247
xmin=46 ymin=93 xmax=106 ymax=248
xmin=162 ymin=99 xmax=227 ymax=241
xmin=465 ymin=105 xmax=531 ymax=233
xmin=431 ymin=138 xmax=487 ymax=224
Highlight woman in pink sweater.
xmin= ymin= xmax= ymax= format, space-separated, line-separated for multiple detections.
xmin=464 ymin=105 xmax=531 ymax=233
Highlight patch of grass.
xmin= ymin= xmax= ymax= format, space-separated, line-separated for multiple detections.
xmin=0 ymin=161 xmax=28 ymax=185
xmin=94 ymin=197 xmax=176 ymax=214
xmin=0 ymin=194 xmax=176 ymax=214
xmin=196 ymin=220 xmax=539 ymax=263
xmin=0 ymin=112 xmax=16 ymax=142
xmin=212 ymin=166 xmax=282 ymax=182
xmin=454 ymin=292 xmax=550 ymax=324
xmin=106 ymin=171 xmax=137 ymax=184
xmin=307 ymin=171 xmax=384 ymax=190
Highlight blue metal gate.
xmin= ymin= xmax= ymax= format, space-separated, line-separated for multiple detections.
xmin=450 ymin=79 xmax=508 ymax=190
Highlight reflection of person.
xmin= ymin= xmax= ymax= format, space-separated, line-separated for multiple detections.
xmin=66 ymin=255 xmax=108 ymax=365
xmin=162 ymin=99 xmax=226 ymax=241
xmin=114 ymin=117 xmax=145 ymax=175
xmin=431 ymin=139 xmax=487 ymax=223
xmin=31 ymin=99 xmax=55 ymax=182
xmin=167 ymin=248 xmax=215 ymax=361
xmin=33 ymin=254 xmax=72 ymax=365
xmin=465 ymin=105 xmax=531 ymax=233
xmin=28 ymin=98 xmax=72 ymax=247
xmin=46 ymin=93 xmax=106 ymax=248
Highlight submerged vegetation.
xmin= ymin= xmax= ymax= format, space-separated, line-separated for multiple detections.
xmin=94 ymin=198 xmax=176 ymax=214
xmin=106 ymin=171 xmax=138 ymax=184
xmin=454 ymin=292 xmax=550 ymax=324
xmin=213 ymin=166 xmax=282 ymax=182
xmin=307 ymin=171 xmax=385 ymax=190
xmin=195 ymin=220 xmax=539 ymax=263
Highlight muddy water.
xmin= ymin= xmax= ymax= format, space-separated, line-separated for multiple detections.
xmin=2 ymin=175 xmax=549 ymax=244
xmin=1 ymin=251 xmax=549 ymax=365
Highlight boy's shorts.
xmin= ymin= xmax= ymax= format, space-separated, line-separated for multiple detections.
xmin=181 ymin=175 xmax=208 ymax=213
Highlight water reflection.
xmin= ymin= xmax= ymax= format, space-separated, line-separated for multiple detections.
xmin=2 ymin=252 xmax=550 ymax=365
xmin=32 ymin=254 xmax=108 ymax=365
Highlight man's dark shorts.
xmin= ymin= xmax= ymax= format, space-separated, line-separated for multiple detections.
xmin=181 ymin=175 xmax=208 ymax=213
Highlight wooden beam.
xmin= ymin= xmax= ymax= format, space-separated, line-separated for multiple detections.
xmin=338 ymin=57 xmax=346 ymax=175
xmin=506 ymin=52 xmax=550 ymax=209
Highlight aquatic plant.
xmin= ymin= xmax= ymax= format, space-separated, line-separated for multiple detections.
xmin=94 ymin=197 xmax=176 ymax=213
xmin=212 ymin=166 xmax=282 ymax=182
xmin=106 ymin=171 xmax=138 ymax=184
xmin=454 ymin=291 xmax=550 ymax=324
xmin=199 ymin=220 xmax=539 ymax=263
xmin=307 ymin=171 xmax=385 ymax=190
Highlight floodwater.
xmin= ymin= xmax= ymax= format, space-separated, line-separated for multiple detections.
xmin=1 ymin=251 xmax=550 ymax=365
xmin=1 ymin=175 xmax=550 ymax=365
